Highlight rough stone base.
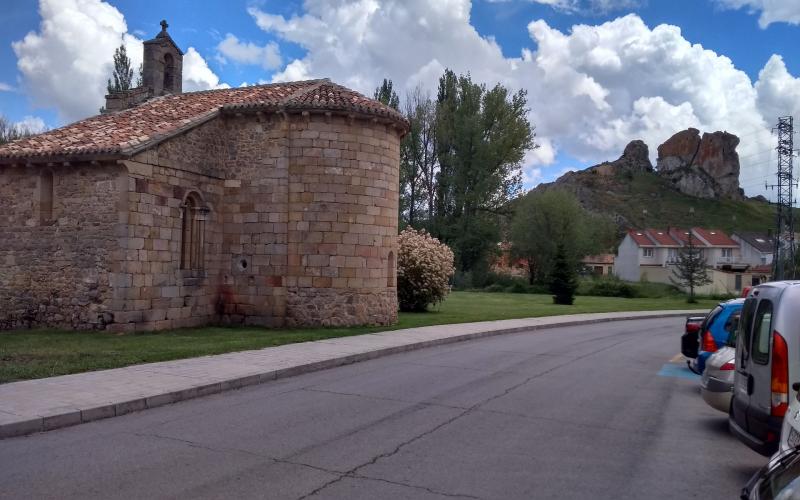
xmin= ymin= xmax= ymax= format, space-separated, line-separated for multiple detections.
xmin=285 ymin=288 xmax=397 ymax=327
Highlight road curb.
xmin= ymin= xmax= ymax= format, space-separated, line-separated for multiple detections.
xmin=0 ymin=311 xmax=700 ymax=439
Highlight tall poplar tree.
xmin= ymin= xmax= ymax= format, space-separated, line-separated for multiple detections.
xmin=107 ymin=44 xmax=135 ymax=94
xmin=434 ymin=69 xmax=535 ymax=274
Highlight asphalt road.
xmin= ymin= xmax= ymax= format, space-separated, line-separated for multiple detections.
xmin=0 ymin=318 xmax=766 ymax=499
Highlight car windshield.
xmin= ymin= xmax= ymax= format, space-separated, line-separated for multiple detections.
xmin=755 ymin=447 xmax=800 ymax=500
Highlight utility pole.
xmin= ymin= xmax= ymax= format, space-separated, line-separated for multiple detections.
xmin=767 ymin=116 xmax=797 ymax=280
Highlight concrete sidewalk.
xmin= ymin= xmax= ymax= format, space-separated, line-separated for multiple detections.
xmin=0 ymin=310 xmax=703 ymax=438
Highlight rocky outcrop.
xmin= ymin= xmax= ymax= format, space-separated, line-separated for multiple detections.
xmin=657 ymin=128 xmax=743 ymax=200
xmin=613 ymin=140 xmax=653 ymax=173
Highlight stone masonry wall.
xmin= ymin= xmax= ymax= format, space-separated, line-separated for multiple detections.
xmin=0 ymin=164 xmax=125 ymax=329
xmin=110 ymin=119 xmax=227 ymax=332
xmin=285 ymin=114 xmax=400 ymax=327
xmin=217 ymin=114 xmax=290 ymax=327
xmin=0 ymin=110 xmax=402 ymax=332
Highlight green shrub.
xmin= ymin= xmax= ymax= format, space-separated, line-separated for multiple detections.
xmin=583 ymin=276 xmax=637 ymax=298
xmin=485 ymin=284 xmax=506 ymax=293
xmin=506 ymin=281 xmax=530 ymax=294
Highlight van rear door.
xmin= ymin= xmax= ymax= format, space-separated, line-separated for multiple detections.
xmin=733 ymin=297 xmax=758 ymax=431
xmin=746 ymin=298 xmax=776 ymax=440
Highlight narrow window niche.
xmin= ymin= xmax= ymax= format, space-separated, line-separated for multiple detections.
xmin=37 ymin=170 xmax=54 ymax=225
xmin=180 ymin=192 xmax=209 ymax=271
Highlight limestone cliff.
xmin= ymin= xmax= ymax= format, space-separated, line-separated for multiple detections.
xmin=656 ymin=128 xmax=743 ymax=200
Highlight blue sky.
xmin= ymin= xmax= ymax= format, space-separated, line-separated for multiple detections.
xmin=2 ymin=0 xmax=800 ymax=195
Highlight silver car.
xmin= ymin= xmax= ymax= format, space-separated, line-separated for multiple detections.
xmin=701 ymin=346 xmax=736 ymax=413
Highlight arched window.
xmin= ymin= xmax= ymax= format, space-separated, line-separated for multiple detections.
xmin=38 ymin=170 xmax=53 ymax=225
xmin=387 ymin=251 xmax=396 ymax=288
xmin=180 ymin=193 xmax=208 ymax=271
xmin=163 ymin=53 xmax=174 ymax=92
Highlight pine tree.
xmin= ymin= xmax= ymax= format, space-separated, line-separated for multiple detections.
xmin=374 ymin=79 xmax=400 ymax=110
xmin=107 ymin=44 xmax=135 ymax=94
xmin=550 ymin=244 xmax=578 ymax=305
xmin=670 ymin=231 xmax=712 ymax=303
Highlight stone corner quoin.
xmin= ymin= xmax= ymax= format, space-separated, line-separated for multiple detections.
xmin=0 ymin=24 xmax=407 ymax=332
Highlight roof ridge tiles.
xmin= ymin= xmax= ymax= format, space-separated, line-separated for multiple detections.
xmin=0 ymin=78 xmax=407 ymax=163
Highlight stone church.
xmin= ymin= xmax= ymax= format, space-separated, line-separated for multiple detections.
xmin=0 ymin=22 xmax=407 ymax=332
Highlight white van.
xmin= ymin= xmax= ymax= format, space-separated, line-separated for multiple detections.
xmin=729 ymin=281 xmax=800 ymax=457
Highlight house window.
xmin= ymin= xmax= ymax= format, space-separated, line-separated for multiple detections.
xmin=38 ymin=170 xmax=53 ymax=225
xmin=180 ymin=193 xmax=208 ymax=271
xmin=735 ymin=274 xmax=742 ymax=291
xmin=722 ymin=248 xmax=733 ymax=258
xmin=667 ymin=249 xmax=677 ymax=263
xmin=761 ymin=256 xmax=767 ymax=265
xmin=643 ymin=248 xmax=654 ymax=258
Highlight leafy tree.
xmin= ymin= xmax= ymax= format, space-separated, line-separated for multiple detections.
xmin=374 ymin=78 xmax=400 ymax=110
xmin=400 ymin=87 xmax=436 ymax=228
xmin=433 ymin=69 xmax=535 ymax=273
xmin=0 ymin=115 xmax=41 ymax=145
xmin=509 ymin=189 xmax=614 ymax=284
xmin=550 ymin=244 xmax=578 ymax=305
xmin=107 ymin=44 xmax=135 ymax=94
xmin=670 ymin=231 xmax=712 ymax=303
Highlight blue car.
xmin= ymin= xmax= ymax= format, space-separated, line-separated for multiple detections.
xmin=690 ymin=298 xmax=744 ymax=375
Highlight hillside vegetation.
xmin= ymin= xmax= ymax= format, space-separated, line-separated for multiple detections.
xmin=537 ymin=168 xmax=788 ymax=233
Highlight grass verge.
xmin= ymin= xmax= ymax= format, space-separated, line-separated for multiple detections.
xmin=0 ymin=291 xmax=715 ymax=383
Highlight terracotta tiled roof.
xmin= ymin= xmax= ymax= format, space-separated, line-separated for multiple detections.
xmin=628 ymin=230 xmax=656 ymax=247
xmin=582 ymin=254 xmax=615 ymax=264
xmin=668 ymin=228 xmax=709 ymax=247
xmin=0 ymin=79 xmax=408 ymax=163
xmin=692 ymin=227 xmax=738 ymax=247
xmin=751 ymin=264 xmax=773 ymax=274
xmin=646 ymin=229 xmax=680 ymax=247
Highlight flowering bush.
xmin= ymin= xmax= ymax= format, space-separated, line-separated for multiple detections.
xmin=397 ymin=228 xmax=455 ymax=312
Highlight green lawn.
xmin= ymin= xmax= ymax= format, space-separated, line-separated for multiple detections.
xmin=0 ymin=292 xmax=715 ymax=383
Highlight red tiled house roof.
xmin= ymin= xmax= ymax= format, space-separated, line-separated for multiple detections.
xmin=645 ymin=229 xmax=681 ymax=247
xmin=582 ymin=254 xmax=615 ymax=264
xmin=692 ymin=227 xmax=738 ymax=247
xmin=668 ymin=228 xmax=709 ymax=247
xmin=628 ymin=230 xmax=656 ymax=247
xmin=0 ymin=79 xmax=409 ymax=163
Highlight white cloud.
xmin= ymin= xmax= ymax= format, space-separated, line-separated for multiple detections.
xmin=15 ymin=115 xmax=47 ymax=134
xmin=0 ymin=82 xmax=14 ymax=92
xmin=715 ymin=0 xmax=800 ymax=28
xmin=251 ymin=2 xmax=787 ymax=196
xmin=755 ymin=55 xmax=800 ymax=124
xmin=13 ymin=0 xmax=225 ymax=123
xmin=182 ymin=47 xmax=230 ymax=92
xmin=530 ymin=0 xmax=642 ymax=14
xmin=216 ymin=33 xmax=281 ymax=70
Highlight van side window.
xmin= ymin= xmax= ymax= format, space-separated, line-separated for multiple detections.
xmin=752 ymin=300 xmax=774 ymax=365
xmin=739 ymin=298 xmax=757 ymax=358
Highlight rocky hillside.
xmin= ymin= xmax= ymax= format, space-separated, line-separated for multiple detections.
xmin=534 ymin=129 xmax=780 ymax=232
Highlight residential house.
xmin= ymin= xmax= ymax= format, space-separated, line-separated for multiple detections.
xmin=614 ymin=228 xmax=763 ymax=294
xmin=732 ymin=232 xmax=775 ymax=267
xmin=582 ymin=254 xmax=615 ymax=276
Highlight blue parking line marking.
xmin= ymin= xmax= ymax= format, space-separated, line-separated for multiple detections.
xmin=658 ymin=363 xmax=700 ymax=380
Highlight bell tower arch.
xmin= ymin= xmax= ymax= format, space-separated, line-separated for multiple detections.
xmin=142 ymin=19 xmax=183 ymax=96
